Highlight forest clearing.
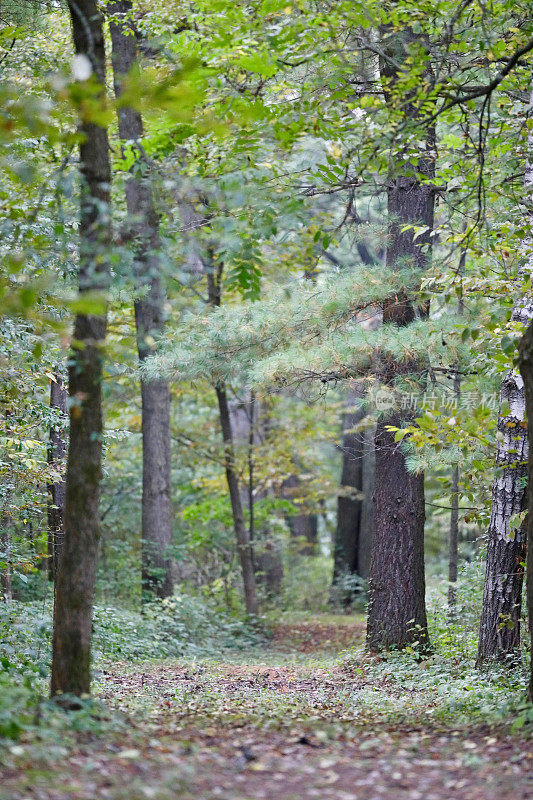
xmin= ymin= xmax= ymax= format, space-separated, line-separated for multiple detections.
xmin=1 ymin=0 xmax=533 ymax=797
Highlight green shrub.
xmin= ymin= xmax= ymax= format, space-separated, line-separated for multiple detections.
xmin=0 ymin=593 xmax=262 ymax=670
xmin=0 ymin=594 xmax=262 ymax=742
xmin=0 ymin=656 xmax=42 ymax=740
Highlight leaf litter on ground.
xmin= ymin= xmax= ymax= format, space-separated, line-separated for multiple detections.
xmin=0 ymin=616 xmax=531 ymax=800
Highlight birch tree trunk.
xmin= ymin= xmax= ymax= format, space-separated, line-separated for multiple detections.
xmin=108 ymin=1 xmax=174 ymax=599
xmin=47 ymin=374 xmax=68 ymax=582
xmin=479 ymin=91 xmax=533 ymax=665
xmin=1 ymin=427 xmax=13 ymax=600
xmin=366 ymin=25 xmax=433 ymax=652
xmin=519 ymin=323 xmax=533 ymax=700
xmin=476 ymin=371 xmax=529 ymax=663
xmin=51 ymin=0 xmax=111 ymax=697
xmin=518 ymin=89 xmax=533 ymax=701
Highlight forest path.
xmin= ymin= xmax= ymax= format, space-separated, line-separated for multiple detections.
xmin=1 ymin=617 xmax=531 ymax=800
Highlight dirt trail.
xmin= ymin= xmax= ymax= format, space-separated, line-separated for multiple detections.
xmin=1 ymin=619 xmax=531 ymax=800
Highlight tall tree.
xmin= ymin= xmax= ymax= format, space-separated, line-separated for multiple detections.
xmin=518 ymin=97 xmax=533 ymax=698
xmin=108 ymin=1 xmax=174 ymax=599
xmin=476 ymin=370 xmax=529 ymax=663
xmin=479 ymin=92 xmax=533 ymax=665
xmin=229 ymin=394 xmax=283 ymax=598
xmin=519 ymin=326 xmax=533 ymax=702
xmin=207 ymin=263 xmax=258 ymax=616
xmin=366 ymin=26 xmax=434 ymax=652
xmin=47 ymin=373 xmax=68 ymax=582
xmin=50 ymin=0 xmax=111 ymax=696
xmin=448 ymin=244 xmax=465 ymax=616
xmin=1 ymin=412 xmax=13 ymax=601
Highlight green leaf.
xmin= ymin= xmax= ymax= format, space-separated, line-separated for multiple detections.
xmin=236 ymin=53 xmax=277 ymax=77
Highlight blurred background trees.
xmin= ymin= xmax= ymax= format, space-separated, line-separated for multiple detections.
xmin=0 ymin=0 xmax=532 ymax=695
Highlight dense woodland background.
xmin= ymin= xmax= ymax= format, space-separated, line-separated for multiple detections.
xmin=1 ymin=0 xmax=533 ymax=779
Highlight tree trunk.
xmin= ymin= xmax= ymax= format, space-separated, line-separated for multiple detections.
xmin=366 ymin=26 xmax=434 ymax=652
xmin=51 ymin=0 xmax=111 ymax=697
xmin=206 ymin=266 xmax=258 ymax=615
xmin=47 ymin=374 xmax=68 ymax=582
xmin=108 ymin=1 xmax=174 ymax=600
xmin=517 ymin=86 xmax=533 ymax=700
xmin=448 ymin=464 xmax=460 ymax=612
xmin=255 ymin=538 xmax=284 ymax=598
xmin=448 ymin=364 xmax=462 ymax=614
xmin=1 ymin=525 xmax=12 ymax=601
xmin=367 ymin=408 xmax=428 ymax=650
xmin=332 ymin=387 xmax=366 ymax=604
xmin=449 ymin=249 xmax=464 ymax=615
xmin=216 ymin=385 xmax=258 ymax=616
xmin=519 ymin=325 xmax=533 ymax=700
xmin=358 ymin=422 xmax=375 ymax=580
xmin=229 ymin=394 xmax=283 ymax=598
xmin=476 ymin=371 xmax=528 ymax=663
xmin=478 ymin=93 xmax=533 ymax=666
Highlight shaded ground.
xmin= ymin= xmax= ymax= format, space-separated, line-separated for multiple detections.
xmin=1 ymin=617 xmax=531 ymax=800
xmin=270 ymin=616 xmax=365 ymax=653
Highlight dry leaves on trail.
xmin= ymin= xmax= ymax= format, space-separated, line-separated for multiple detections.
xmin=270 ymin=619 xmax=365 ymax=653
xmin=1 ymin=709 xmax=531 ymax=800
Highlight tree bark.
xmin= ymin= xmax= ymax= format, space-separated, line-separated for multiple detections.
xmin=519 ymin=324 xmax=533 ymax=700
xmin=51 ymin=0 xmax=111 ymax=697
xmin=216 ymin=386 xmax=259 ymax=616
xmin=47 ymin=374 xmax=68 ymax=582
xmin=517 ymin=87 xmax=533 ymax=700
xmin=332 ymin=387 xmax=366 ymax=603
xmin=1 ymin=526 xmax=12 ymax=601
xmin=366 ymin=26 xmax=434 ymax=652
xmin=476 ymin=369 xmax=528 ymax=663
xmin=358 ymin=422 xmax=375 ymax=580
xmin=108 ymin=1 xmax=174 ymax=599
xmin=449 ymin=248 xmax=465 ymax=615
xmin=367 ymin=406 xmax=428 ymax=650
xmin=448 ymin=463 xmax=460 ymax=612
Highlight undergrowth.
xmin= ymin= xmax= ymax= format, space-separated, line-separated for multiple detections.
xmin=341 ymin=559 xmax=531 ymax=729
xmin=0 ymin=594 xmax=262 ymax=743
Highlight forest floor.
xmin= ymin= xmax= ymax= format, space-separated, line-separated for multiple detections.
xmin=1 ymin=614 xmax=531 ymax=800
